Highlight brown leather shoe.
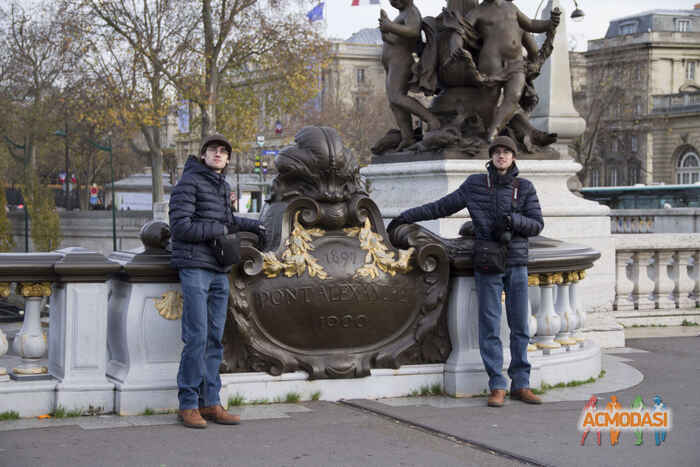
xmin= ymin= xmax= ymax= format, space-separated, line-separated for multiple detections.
xmin=510 ymin=388 xmax=542 ymax=404
xmin=487 ymin=389 xmax=506 ymax=407
xmin=178 ymin=408 xmax=207 ymax=429
xmin=200 ymin=405 xmax=241 ymax=425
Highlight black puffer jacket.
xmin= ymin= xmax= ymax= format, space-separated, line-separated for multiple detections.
xmin=169 ymin=156 xmax=260 ymax=272
xmin=400 ymin=162 xmax=543 ymax=266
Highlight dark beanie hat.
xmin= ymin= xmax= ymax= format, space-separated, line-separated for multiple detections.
xmin=488 ymin=135 xmax=517 ymax=158
xmin=200 ymin=133 xmax=232 ymax=156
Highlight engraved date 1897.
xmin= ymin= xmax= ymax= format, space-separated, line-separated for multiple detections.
xmin=325 ymin=248 xmax=359 ymax=267
xmin=319 ymin=314 xmax=368 ymax=329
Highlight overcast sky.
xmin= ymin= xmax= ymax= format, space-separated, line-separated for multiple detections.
xmin=321 ymin=0 xmax=696 ymax=50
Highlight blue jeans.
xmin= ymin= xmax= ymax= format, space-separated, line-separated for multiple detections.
xmin=474 ymin=266 xmax=531 ymax=391
xmin=177 ymin=268 xmax=230 ymax=410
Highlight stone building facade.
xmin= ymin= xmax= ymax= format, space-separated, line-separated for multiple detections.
xmin=572 ymin=6 xmax=700 ymax=187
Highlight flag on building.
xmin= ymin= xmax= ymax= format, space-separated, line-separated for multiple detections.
xmin=307 ymin=2 xmax=324 ymax=22
xmin=351 ymin=0 xmax=380 ymax=5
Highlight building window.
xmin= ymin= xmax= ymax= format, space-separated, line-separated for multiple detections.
xmin=677 ymin=151 xmax=700 ymax=184
xmin=608 ymin=166 xmax=619 ymax=186
xmin=354 ymin=96 xmax=365 ymax=112
xmin=675 ymin=19 xmax=690 ymax=32
xmin=687 ymin=61 xmax=696 ymax=81
xmin=631 ymin=135 xmax=638 ymax=153
xmin=590 ymin=168 xmax=600 ymax=187
xmin=634 ymin=64 xmax=642 ymax=81
xmin=611 ymin=138 xmax=619 ymax=153
xmin=634 ymin=98 xmax=643 ymax=115
xmin=628 ymin=164 xmax=640 ymax=185
xmin=356 ymin=68 xmax=366 ymax=85
xmin=619 ymin=21 xmax=638 ymax=35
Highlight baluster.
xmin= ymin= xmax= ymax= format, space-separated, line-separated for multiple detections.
xmin=614 ymin=252 xmax=635 ymax=311
xmin=632 ymin=252 xmax=655 ymax=310
xmin=555 ymin=273 xmax=578 ymax=349
xmin=527 ymin=275 xmax=539 ymax=353
xmin=0 ymin=283 xmax=9 ymax=382
xmin=10 ymin=282 xmax=51 ymax=379
xmin=675 ymin=251 xmax=695 ymax=309
xmin=694 ymin=252 xmax=700 ymax=307
xmin=655 ymin=251 xmax=676 ymax=309
xmin=570 ymin=270 xmax=586 ymax=346
xmin=534 ymin=273 xmax=563 ymax=355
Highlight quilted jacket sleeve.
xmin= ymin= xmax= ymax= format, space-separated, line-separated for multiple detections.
xmin=510 ymin=180 xmax=543 ymax=237
xmin=169 ymin=177 xmax=227 ymax=243
xmin=400 ymin=181 xmax=470 ymax=223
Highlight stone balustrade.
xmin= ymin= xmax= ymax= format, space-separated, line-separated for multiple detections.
xmin=613 ymin=234 xmax=700 ymax=326
xmin=611 ymin=214 xmax=655 ymax=233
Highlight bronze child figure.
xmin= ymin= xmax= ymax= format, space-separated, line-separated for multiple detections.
xmin=379 ymin=0 xmax=441 ymax=151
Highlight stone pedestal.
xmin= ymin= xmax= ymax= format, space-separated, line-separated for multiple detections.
xmin=50 ymin=248 xmax=121 ymax=411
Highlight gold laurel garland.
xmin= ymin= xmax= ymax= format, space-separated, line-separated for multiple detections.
xmin=344 ymin=218 xmax=414 ymax=279
xmin=0 ymin=283 xmax=11 ymax=298
xmin=155 ymin=290 xmax=183 ymax=320
xmin=262 ymin=211 xmax=329 ymax=280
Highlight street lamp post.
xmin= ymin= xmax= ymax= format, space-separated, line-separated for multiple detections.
xmin=3 ymin=135 xmax=29 ymax=252
xmin=87 ymin=138 xmax=117 ymax=252
xmin=54 ymin=128 xmax=71 ymax=210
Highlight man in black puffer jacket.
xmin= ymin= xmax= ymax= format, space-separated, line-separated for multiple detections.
xmin=169 ymin=134 xmax=262 ymax=428
xmin=388 ymin=136 xmax=544 ymax=408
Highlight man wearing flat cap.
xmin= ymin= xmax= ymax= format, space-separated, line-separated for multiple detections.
xmin=169 ymin=134 xmax=264 ymax=428
xmin=388 ymin=136 xmax=544 ymax=407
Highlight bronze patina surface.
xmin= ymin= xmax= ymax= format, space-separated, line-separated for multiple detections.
xmin=373 ymin=0 xmax=561 ymax=160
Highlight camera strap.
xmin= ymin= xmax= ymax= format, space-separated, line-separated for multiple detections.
xmin=486 ymin=173 xmax=520 ymax=210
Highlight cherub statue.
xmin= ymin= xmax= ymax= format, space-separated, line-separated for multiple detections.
xmin=379 ymin=0 xmax=441 ymax=151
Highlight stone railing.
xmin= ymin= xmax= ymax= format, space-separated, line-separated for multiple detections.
xmin=613 ymin=234 xmax=700 ymax=325
xmin=611 ymin=209 xmax=700 ymax=234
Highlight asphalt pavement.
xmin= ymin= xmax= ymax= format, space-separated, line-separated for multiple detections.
xmin=0 ymin=335 xmax=697 ymax=467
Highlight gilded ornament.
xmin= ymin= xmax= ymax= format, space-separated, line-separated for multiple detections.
xmin=12 ymin=365 xmax=48 ymax=375
xmin=262 ymin=211 xmax=329 ymax=280
xmin=528 ymin=275 xmax=540 ymax=286
xmin=539 ymin=273 xmax=563 ymax=286
xmin=0 ymin=283 xmax=11 ymax=298
xmin=19 ymin=282 xmax=52 ymax=297
xmin=578 ymin=269 xmax=587 ymax=280
xmin=344 ymin=217 xmax=414 ymax=279
xmin=155 ymin=290 xmax=183 ymax=320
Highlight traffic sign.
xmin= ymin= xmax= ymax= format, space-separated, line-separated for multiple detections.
xmin=262 ymin=149 xmax=279 ymax=156
xmin=256 ymin=135 xmax=265 ymax=147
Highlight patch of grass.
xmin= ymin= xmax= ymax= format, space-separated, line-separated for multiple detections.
xmin=409 ymin=389 xmax=420 ymax=397
xmin=284 ymin=392 xmax=301 ymax=403
xmin=142 ymin=407 xmax=155 ymax=416
xmin=430 ymin=383 xmax=443 ymax=396
xmin=681 ymin=320 xmax=699 ymax=327
xmin=228 ymin=394 xmax=245 ymax=407
xmin=0 ymin=410 xmax=20 ymax=421
xmin=419 ymin=385 xmax=431 ymax=396
xmin=534 ymin=369 xmax=607 ymax=395
xmin=249 ymin=398 xmax=270 ymax=405
xmin=52 ymin=406 xmax=66 ymax=419
xmin=66 ymin=408 xmax=83 ymax=418
xmin=310 ymin=391 xmax=321 ymax=401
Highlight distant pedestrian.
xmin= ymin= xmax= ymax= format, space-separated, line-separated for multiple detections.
xmin=169 ymin=134 xmax=264 ymax=429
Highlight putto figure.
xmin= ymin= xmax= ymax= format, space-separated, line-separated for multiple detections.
xmin=372 ymin=0 xmax=560 ymax=158
xmin=379 ymin=0 xmax=442 ymax=151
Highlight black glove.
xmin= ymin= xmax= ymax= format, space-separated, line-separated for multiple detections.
xmin=387 ymin=214 xmax=409 ymax=233
xmin=492 ymin=214 xmax=511 ymax=244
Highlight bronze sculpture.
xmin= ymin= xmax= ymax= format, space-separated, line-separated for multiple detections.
xmin=373 ymin=0 xmax=561 ymax=159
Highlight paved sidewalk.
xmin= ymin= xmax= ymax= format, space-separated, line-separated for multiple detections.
xmin=0 ymin=337 xmax=697 ymax=467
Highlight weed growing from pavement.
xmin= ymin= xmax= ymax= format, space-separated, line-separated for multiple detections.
xmin=249 ymin=398 xmax=270 ymax=405
xmin=532 ymin=369 xmax=607 ymax=395
xmin=0 ymin=410 xmax=19 ymax=420
xmin=430 ymin=383 xmax=443 ymax=395
xmin=310 ymin=391 xmax=321 ymax=401
xmin=142 ymin=408 xmax=155 ymax=416
xmin=681 ymin=320 xmax=699 ymax=326
xmin=228 ymin=394 xmax=245 ymax=406
xmin=284 ymin=392 xmax=301 ymax=403
xmin=66 ymin=408 xmax=83 ymax=418
xmin=52 ymin=406 xmax=66 ymax=418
